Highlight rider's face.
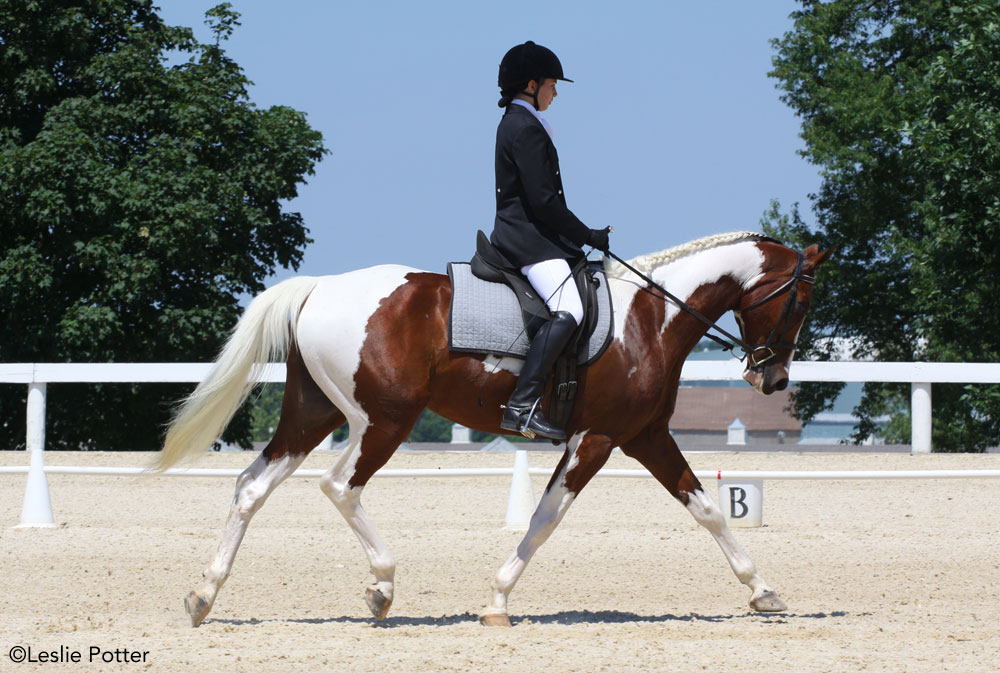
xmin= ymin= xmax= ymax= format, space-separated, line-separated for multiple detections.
xmin=534 ymin=78 xmax=558 ymax=111
xmin=521 ymin=78 xmax=558 ymax=111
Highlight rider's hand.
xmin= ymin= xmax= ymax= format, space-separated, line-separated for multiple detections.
xmin=587 ymin=226 xmax=611 ymax=253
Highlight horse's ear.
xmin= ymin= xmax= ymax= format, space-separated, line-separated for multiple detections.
xmin=804 ymin=244 xmax=834 ymax=270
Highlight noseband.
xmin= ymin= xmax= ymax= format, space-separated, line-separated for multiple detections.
xmin=736 ymin=252 xmax=815 ymax=369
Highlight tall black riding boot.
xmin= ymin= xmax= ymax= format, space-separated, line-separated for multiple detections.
xmin=500 ymin=311 xmax=578 ymax=441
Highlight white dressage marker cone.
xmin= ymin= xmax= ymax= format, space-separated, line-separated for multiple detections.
xmin=18 ymin=382 xmax=55 ymax=528
xmin=504 ymin=449 xmax=536 ymax=529
xmin=19 ymin=448 xmax=55 ymax=527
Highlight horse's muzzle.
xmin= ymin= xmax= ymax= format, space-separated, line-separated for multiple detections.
xmin=743 ymin=364 xmax=789 ymax=395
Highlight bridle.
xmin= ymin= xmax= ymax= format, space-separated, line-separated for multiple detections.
xmin=602 ymin=247 xmax=814 ymax=371
xmin=735 ymin=252 xmax=815 ymax=369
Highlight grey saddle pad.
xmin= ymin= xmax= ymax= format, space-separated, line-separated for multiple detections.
xmin=448 ymin=262 xmax=614 ymax=366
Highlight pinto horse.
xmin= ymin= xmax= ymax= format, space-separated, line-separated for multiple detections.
xmin=157 ymin=231 xmax=831 ymax=627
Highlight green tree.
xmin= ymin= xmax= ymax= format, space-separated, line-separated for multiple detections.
xmin=249 ymin=385 xmax=348 ymax=445
xmin=405 ymin=410 xmax=507 ymax=444
xmin=765 ymin=0 xmax=1000 ymax=451
xmin=249 ymin=385 xmax=284 ymax=443
xmin=407 ymin=410 xmax=454 ymax=443
xmin=0 ymin=1 xmax=325 ymax=450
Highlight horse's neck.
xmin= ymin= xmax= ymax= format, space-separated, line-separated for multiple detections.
xmin=645 ymin=241 xmax=764 ymax=349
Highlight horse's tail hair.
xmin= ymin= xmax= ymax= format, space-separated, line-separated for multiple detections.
xmin=153 ymin=276 xmax=321 ymax=472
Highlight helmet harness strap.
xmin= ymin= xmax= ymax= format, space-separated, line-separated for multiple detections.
xmin=520 ymin=79 xmax=541 ymax=110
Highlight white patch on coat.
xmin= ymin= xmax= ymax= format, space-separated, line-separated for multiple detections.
xmin=480 ymin=354 xmax=523 ymax=376
xmin=606 ymin=275 xmax=645 ymax=348
xmin=605 ymin=240 xmax=764 ymax=348
xmin=295 ymin=265 xmax=417 ymax=430
xmin=559 ymin=430 xmax=587 ymax=488
xmin=649 ymin=242 xmax=764 ymax=335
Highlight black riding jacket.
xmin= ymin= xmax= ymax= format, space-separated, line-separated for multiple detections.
xmin=491 ymin=103 xmax=590 ymax=268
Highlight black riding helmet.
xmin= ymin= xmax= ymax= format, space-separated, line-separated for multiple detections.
xmin=498 ymin=41 xmax=572 ymax=109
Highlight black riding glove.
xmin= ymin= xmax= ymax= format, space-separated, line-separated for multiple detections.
xmin=587 ymin=226 xmax=611 ymax=253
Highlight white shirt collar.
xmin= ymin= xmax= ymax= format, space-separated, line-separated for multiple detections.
xmin=511 ymin=99 xmax=554 ymax=140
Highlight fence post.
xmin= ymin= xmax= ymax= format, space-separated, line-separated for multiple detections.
xmin=18 ymin=382 xmax=55 ymax=527
xmin=911 ymin=382 xmax=932 ymax=454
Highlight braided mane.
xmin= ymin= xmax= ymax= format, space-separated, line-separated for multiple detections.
xmin=603 ymin=231 xmax=775 ymax=278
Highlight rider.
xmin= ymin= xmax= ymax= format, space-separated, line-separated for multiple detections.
xmin=492 ymin=40 xmax=611 ymax=442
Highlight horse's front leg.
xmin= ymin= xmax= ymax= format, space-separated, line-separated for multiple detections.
xmin=621 ymin=424 xmax=787 ymax=612
xmin=481 ymin=431 xmax=614 ymax=626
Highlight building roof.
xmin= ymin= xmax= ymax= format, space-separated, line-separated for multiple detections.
xmin=671 ymin=386 xmax=802 ymax=432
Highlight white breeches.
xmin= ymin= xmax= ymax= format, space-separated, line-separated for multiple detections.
xmin=520 ymin=258 xmax=584 ymax=324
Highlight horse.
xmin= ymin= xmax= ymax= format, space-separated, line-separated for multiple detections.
xmin=156 ymin=231 xmax=832 ymax=627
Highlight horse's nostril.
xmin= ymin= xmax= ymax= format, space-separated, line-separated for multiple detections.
xmin=773 ymin=377 xmax=789 ymax=391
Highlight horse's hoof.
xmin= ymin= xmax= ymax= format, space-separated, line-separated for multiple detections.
xmin=750 ymin=590 xmax=787 ymax=612
xmin=365 ymin=586 xmax=392 ymax=621
xmin=479 ymin=611 xmax=512 ymax=627
xmin=184 ymin=591 xmax=211 ymax=627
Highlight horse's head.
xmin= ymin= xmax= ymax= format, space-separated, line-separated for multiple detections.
xmin=735 ymin=243 xmax=833 ymax=394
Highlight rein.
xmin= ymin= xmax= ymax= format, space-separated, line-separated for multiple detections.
xmin=602 ymin=247 xmax=814 ymax=369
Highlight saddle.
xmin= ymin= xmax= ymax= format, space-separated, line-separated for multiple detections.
xmin=447 ymin=231 xmax=613 ymax=431
xmin=470 ymin=230 xmax=552 ymax=338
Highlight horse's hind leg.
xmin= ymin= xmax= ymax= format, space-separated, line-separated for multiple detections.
xmin=481 ymin=431 xmax=615 ymax=626
xmin=621 ymin=423 xmax=787 ymax=612
xmin=184 ymin=451 xmax=308 ymax=626
xmin=185 ymin=345 xmax=345 ymax=627
xmin=318 ymin=405 xmax=425 ymax=622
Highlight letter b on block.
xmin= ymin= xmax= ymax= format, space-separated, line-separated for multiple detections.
xmin=729 ymin=487 xmax=749 ymax=518
xmin=718 ymin=479 xmax=763 ymax=528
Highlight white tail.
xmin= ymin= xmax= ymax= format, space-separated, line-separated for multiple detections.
xmin=154 ymin=276 xmax=321 ymax=471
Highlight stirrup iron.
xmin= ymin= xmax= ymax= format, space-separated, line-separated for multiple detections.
xmin=518 ymin=399 xmax=541 ymax=439
xmin=501 ymin=399 xmax=541 ymax=439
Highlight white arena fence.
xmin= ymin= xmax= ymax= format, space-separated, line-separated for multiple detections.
xmin=4 ymin=455 xmax=1000 ymax=530
xmin=4 ymin=466 xmax=1000 ymax=480
xmin=3 ymin=361 xmax=1000 ymax=527
xmin=3 ymin=360 xmax=1000 ymax=453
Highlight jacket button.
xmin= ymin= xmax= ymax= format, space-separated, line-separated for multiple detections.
xmin=558 ymin=189 xmax=563 ymax=195
xmin=496 ymin=188 xmax=500 ymax=193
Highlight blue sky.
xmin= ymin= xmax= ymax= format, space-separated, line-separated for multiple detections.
xmin=157 ymin=1 xmax=818 ymax=283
